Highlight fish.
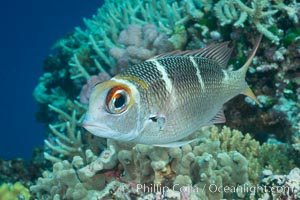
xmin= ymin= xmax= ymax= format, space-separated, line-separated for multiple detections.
xmin=83 ymin=35 xmax=262 ymax=147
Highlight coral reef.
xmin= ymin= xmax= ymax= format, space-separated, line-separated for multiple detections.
xmin=29 ymin=0 xmax=300 ymax=199
xmin=259 ymin=143 xmax=298 ymax=174
xmin=43 ymin=101 xmax=106 ymax=163
xmin=0 ymin=148 xmax=48 ymax=185
xmin=109 ymin=24 xmax=176 ymax=71
xmin=33 ymin=0 xmax=300 ymax=149
xmin=292 ymin=115 xmax=300 ymax=154
xmin=215 ymin=0 xmax=279 ymax=42
xmin=256 ymin=168 xmax=300 ymax=199
xmin=30 ymin=148 xmax=114 ymax=200
xmin=79 ymin=72 xmax=111 ymax=104
xmin=31 ymin=126 xmax=300 ymax=199
xmin=214 ymin=0 xmax=300 ymax=43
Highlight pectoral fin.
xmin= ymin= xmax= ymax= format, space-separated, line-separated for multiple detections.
xmin=206 ymin=108 xmax=226 ymax=125
xmin=149 ymin=116 xmax=166 ymax=131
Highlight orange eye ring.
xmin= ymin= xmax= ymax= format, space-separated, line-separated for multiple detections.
xmin=106 ymin=86 xmax=130 ymax=114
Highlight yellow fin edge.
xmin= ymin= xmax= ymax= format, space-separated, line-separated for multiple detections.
xmin=242 ymin=87 xmax=261 ymax=106
xmin=115 ymin=75 xmax=148 ymax=89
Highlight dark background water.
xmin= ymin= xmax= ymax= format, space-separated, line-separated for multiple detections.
xmin=0 ymin=0 xmax=103 ymax=160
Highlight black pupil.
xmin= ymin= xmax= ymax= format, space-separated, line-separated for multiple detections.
xmin=114 ymin=95 xmax=125 ymax=108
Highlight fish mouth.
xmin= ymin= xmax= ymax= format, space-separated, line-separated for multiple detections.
xmin=82 ymin=120 xmax=116 ymax=137
xmin=82 ymin=120 xmax=138 ymax=142
xmin=82 ymin=121 xmax=101 ymax=129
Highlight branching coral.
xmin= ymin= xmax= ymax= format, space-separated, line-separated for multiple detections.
xmin=214 ymin=0 xmax=279 ymax=42
xmin=274 ymin=0 xmax=300 ymax=24
xmin=292 ymin=115 xmax=300 ymax=153
xmin=44 ymin=101 xmax=85 ymax=162
xmin=214 ymin=0 xmax=300 ymax=43
xmin=44 ymin=101 xmax=105 ymax=163
xmin=33 ymin=72 xmax=68 ymax=107
xmin=59 ymin=0 xmax=206 ymax=82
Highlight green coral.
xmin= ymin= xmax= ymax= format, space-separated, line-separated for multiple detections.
xmin=283 ymin=28 xmax=300 ymax=46
xmin=259 ymin=143 xmax=298 ymax=174
xmin=0 ymin=182 xmax=30 ymax=200
xmin=168 ymin=25 xmax=188 ymax=49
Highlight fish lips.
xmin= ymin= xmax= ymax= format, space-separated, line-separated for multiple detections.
xmin=82 ymin=120 xmax=115 ymax=137
xmin=82 ymin=120 xmax=136 ymax=141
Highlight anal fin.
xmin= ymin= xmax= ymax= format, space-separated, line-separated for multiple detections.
xmin=153 ymin=138 xmax=199 ymax=148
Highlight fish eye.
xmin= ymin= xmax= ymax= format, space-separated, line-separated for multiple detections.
xmin=106 ymin=87 xmax=130 ymax=114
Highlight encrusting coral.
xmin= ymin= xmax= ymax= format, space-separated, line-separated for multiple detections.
xmin=32 ymin=126 xmax=297 ymax=199
xmin=109 ymin=24 xmax=176 ymax=71
xmin=0 ymin=182 xmax=30 ymax=200
xmin=30 ymin=146 xmax=117 ymax=200
xmin=208 ymin=126 xmax=261 ymax=183
xmin=257 ymin=168 xmax=300 ymax=199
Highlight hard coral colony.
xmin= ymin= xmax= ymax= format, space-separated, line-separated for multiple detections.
xmin=19 ymin=0 xmax=300 ymax=199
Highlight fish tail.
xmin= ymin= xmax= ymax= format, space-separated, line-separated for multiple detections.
xmin=238 ymin=34 xmax=262 ymax=106
xmin=242 ymin=86 xmax=261 ymax=106
xmin=238 ymin=34 xmax=262 ymax=77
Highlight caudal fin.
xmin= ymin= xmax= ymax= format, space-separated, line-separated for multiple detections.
xmin=242 ymin=87 xmax=261 ymax=106
xmin=239 ymin=34 xmax=262 ymax=77
xmin=239 ymin=34 xmax=262 ymax=106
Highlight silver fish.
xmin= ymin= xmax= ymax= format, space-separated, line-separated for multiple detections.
xmin=83 ymin=35 xmax=262 ymax=147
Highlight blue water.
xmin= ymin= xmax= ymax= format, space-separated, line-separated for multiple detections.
xmin=0 ymin=0 xmax=103 ymax=160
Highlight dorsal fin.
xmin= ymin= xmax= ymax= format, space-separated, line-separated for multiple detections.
xmin=150 ymin=50 xmax=182 ymax=59
xmin=150 ymin=42 xmax=233 ymax=67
